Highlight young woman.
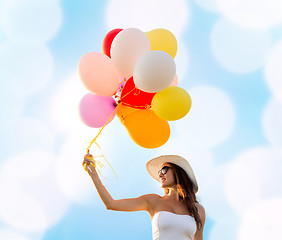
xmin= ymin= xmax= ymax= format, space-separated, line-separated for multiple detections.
xmin=83 ymin=154 xmax=205 ymax=240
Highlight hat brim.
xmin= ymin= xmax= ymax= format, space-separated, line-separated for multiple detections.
xmin=146 ymin=155 xmax=198 ymax=193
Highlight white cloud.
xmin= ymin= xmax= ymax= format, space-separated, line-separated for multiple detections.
xmin=175 ymin=85 xmax=235 ymax=148
xmin=211 ymin=17 xmax=271 ymax=74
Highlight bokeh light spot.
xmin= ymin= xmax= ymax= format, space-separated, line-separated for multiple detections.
xmin=175 ymin=85 xmax=235 ymax=148
xmin=106 ymin=0 xmax=189 ymax=37
xmin=0 ymin=0 xmax=62 ymax=45
xmin=264 ymin=41 xmax=282 ymax=102
xmin=211 ymin=17 xmax=271 ymax=74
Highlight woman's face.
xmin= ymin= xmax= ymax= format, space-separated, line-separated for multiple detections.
xmin=158 ymin=163 xmax=175 ymax=188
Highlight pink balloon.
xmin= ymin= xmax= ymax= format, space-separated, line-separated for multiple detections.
xmin=79 ymin=93 xmax=117 ymax=128
xmin=170 ymin=74 xmax=178 ymax=86
xmin=78 ymin=52 xmax=119 ymax=96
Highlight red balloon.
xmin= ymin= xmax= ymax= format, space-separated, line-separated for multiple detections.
xmin=102 ymin=28 xmax=123 ymax=58
xmin=120 ymin=77 xmax=156 ymax=109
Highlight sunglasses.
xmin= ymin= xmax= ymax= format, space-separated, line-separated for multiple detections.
xmin=158 ymin=166 xmax=171 ymax=176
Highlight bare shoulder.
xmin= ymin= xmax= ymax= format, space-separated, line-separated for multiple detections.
xmin=195 ymin=202 xmax=206 ymax=223
xmin=141 ymin=194 xmax=161 ymax=212
xmin=142 ymin=194 xmax=161 ymax=202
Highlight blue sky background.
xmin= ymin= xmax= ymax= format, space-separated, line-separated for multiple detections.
xmin=1 ymin=0 xmax=282 ymax=239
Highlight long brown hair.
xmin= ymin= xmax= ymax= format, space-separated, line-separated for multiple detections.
xmin=166 ymin=163 xmax=202 ymax=230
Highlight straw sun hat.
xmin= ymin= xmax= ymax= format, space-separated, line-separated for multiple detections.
xmin=146 ymin=155 xmax=198 ymax=193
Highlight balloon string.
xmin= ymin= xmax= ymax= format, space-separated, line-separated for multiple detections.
xmin=85 ymin=77 xmax=148 ymax=178
xmin=86 ymin=106 xmax=118 ymax=151
xmin=120 ymin=102 xmax=151 ymax=109
xmin=119 ymin=87 xmax=136 ymax=100
xmin=85 ymin=78 xmax=129 ymax=177
xmin=85 ymin=106 xmax=118 ymax=178
xmin=120 ymin=77 xmax=127 ymax=85
xmin=134 ymin=88 xmax=140 ymax=96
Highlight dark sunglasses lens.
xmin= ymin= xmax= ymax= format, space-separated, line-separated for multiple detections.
xmin=159 ymin=166 xmax=169 ymax=175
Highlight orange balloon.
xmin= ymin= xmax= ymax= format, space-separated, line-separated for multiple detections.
xmin=116 ymin=103 xmax=137 ymax=124
xmin=124 ymin=109 xmax=170 ymax=148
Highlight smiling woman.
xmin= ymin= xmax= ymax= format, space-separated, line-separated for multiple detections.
xmin=83 ymin=154 xmax=205 ymax=240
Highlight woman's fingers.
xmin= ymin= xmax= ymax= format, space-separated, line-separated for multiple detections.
xmin=86 ymin=165 xmax=93 ymax=173
xmin=84 ymin=153 xmax=93 ymax=158
xmin=83 ymin=158 xmax=91 ymax=163
xmin=82 ymin=156 xmax=96 ymax=169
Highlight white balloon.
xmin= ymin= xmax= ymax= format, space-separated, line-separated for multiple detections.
xmin=133 ymin=50 xmax=176 ymax=93
xmin=110 ymin=28 xmax=151 ymax=78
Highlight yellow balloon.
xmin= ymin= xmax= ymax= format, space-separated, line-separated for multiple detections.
xmin=124 ymin=109 xmax=170 ymax=148
xmin=152 ymin=86 xmax=191 ymax=121
xmin=146 ymin=28 xmax=177 ymax=58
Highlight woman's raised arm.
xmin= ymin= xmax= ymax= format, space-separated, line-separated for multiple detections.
xmin=83 ymin=154 xmax=157 ymax=213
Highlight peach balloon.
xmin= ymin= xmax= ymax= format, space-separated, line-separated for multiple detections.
xmin=124 ymin=109 xmax=170 ymax=148
xmin=78 ymin=52 xmax=119 ymax=96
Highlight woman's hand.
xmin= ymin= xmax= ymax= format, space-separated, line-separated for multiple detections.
xmin=82 ymin=153 xmax=97 ymax=175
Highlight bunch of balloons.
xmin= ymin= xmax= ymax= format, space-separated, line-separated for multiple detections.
xmin=78 ymin=28 xmax=192 ymax=149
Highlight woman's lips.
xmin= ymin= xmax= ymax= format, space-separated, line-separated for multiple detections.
xmin=160 ymin=178 xmax=166 ymax=183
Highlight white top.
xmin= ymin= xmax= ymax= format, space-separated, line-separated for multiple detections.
xmin=151 ymin=211 xmax=197 ymax=240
